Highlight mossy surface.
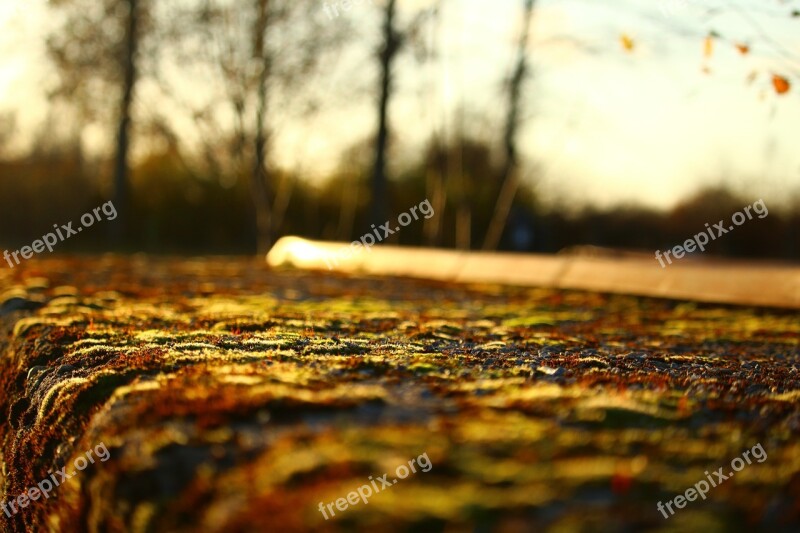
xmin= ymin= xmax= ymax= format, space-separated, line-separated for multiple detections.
xmin=0 ymin=257 xmax=798 ymax=532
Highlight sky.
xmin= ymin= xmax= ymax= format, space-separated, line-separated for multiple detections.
xmin=1 ymin=0 xmax=799 ymax=211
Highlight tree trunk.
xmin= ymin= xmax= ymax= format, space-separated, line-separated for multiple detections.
xmin=253 ymin=82 xmax=271 ymax=255
xmin=454 ymin=158 xmax=471 ymax=250
xmin=372 ymin=0 xmax=399 ymax=226
xmin=337 ymin=171 xmax=359 ymax=241
xmin=252 ymin=0 xmax=272 ymax=255
xmin=482 ymin=0 xmax=535 ymax=251
xmin=454 ymin=124 xmax=470 ymax=250
xmin=423 ymin=160 xmax=445 ymax=246
xmin=111 ymin=0 xmax=139 ymax=245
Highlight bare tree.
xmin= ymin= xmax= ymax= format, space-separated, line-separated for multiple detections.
xmin=113 ymin=0 xmax=140 ymax=241
xmin=371 ymin=0 xmax=399 ymax=226
xmin=423 ymin=0 xmax=446 ymax=247
xmin=371 ymin=1 xmax=437 ymax=226
xmin=252 ymin=0 xmax=273 ymax=253
xmin=171 ymin=0 xmax=349 ymax=254
xmin=483 ymin=0 xmax=535 ymax=251
xmin=47 ymin=0 xmax=152 ymax=243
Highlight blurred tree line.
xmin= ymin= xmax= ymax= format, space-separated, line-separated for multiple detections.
xmin=2 ymin=132 xmax=799 ymax=259
xmin=0 ymin=0 xmax=798 ymax=260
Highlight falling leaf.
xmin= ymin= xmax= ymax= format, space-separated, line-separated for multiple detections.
xmin=620 ymin=34 xmax=635 ymax=52
xmin=704 ymin=35 xmax=714 ymax=58
xmin=735 ymin=43 xmax=749 ymax=55
xmin=745 ymin=70 xmax=758 ymax=85
xmin=772 ymin=74 xmax=791 ymax=95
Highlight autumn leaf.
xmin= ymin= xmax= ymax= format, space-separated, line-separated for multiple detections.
xmin=772 ymin=74 xmax=791 ymax=95
xmin=704 ymin=35 xmax=714 ymax=58
xmin=745 ymin=70 xmax=758 ymax=85
xmin=620 ymin=34 xmax=635 ymax=52
xmin=735 ymin=43 xmax=749 ymax=55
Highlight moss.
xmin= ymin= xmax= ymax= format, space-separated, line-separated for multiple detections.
xmin=0 ymin=257 xmax=797 ymax=532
